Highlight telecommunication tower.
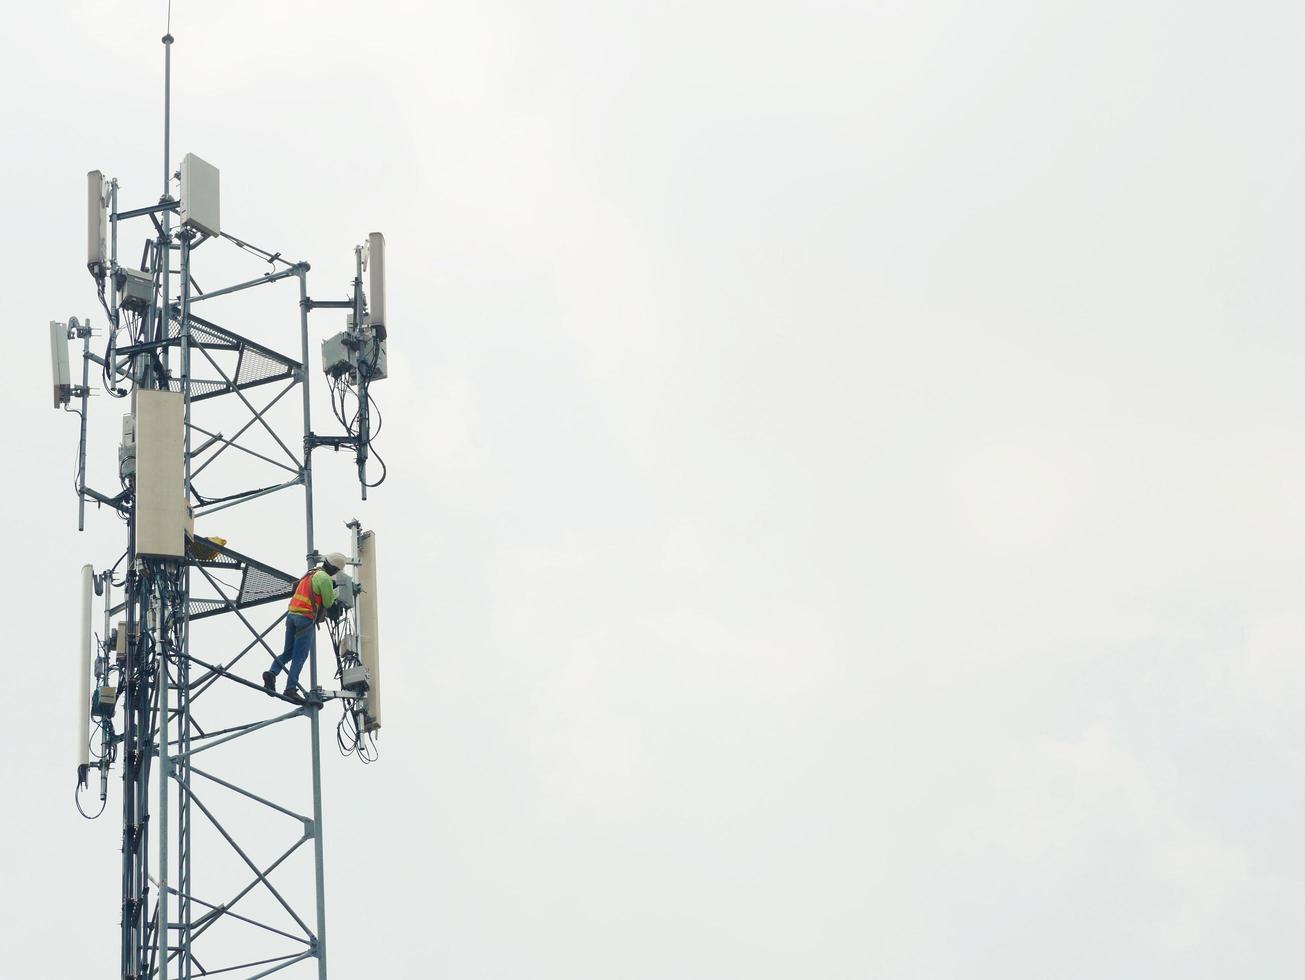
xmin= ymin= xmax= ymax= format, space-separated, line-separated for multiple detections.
xmin=50 ymin=23 xmax=391 ymax=979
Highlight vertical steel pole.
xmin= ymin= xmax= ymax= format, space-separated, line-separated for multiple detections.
xmin=77 ymin=328 xmax=90 ymax=531
xmin=110 ymin=179 xmax=119 ymax=289
xmin=158 ymin=579 xmax=170 ymax=980
xmin=309 ymin=573 xmax=329 ymax=980
xmin=109 ymin=179 xmax=119 ymax=391
xmin=99 ymin=572 xmax=111 ymax=802
xmin=99 ymin=572 xmax=112 ymax=803
xmin=300 ymin=267 xmax=316 ymax=552
xmin=163 ymin=34 xmax=173 ymax=195
xmin=352 ymin=247 xmax=368 ymax=499
xmin=178 ymin=231 xmax=194 ymax=979
xmin=154 ymin=33 xmax=176 ymax=977
xmin=300 ymin=267 xmax=329 ymax=978
xmin=160 ymin=33 xmax=173 ymax=370
xmin=121 ymin=510 xmax=141 ymax=977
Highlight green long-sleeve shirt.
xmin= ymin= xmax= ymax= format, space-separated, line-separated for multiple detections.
xmin=309 ymin=569 xmax=335 ymax=610
xmin=290 ymin=568 xmax=336 ymax=620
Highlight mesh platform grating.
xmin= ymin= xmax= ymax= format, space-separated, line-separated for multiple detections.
xmin=167 ymin=313 xmax=299 ymax=402
xmin=235 ymin=346 xmax=293 ymax=387
xmin=169 ymin=378 xmax=228 ymax=398
xmin=188 ymin=543 xmax=298 ymax=622
xmin=239 ymin=564 xmax=297 ymax=607
xmin=188 ymin=597 xmax=230 ymax=620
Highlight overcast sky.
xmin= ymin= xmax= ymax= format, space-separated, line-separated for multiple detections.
xmin=5 ymin=1 xmax=1305 ymax=976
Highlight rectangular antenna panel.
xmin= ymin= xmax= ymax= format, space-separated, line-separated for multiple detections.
xmin=86 ymin=171 xmax=106 ymax=271
xmin=119 ymin=414 xmax=137 ymax=479
xmin=367 ymin=232 xmax=386 ymax=333
xmin=358 ymin=530 xmax=382 ymax=731
xmin=180 ymin=153 xmax=220 ymax=238
xmin=49 ymin=321 xmax=70 ymax=408
xmin=134 ymin=390 xmax=185 ymax=557
xmin=79 ymin=565 xmax=93 ymax=772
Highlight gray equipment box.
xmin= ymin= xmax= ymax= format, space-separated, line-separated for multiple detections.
xmin=322 ymin=332 xmax=353 ymax=379
xmin=321 ymin=330 xmax=386 ymax=384
xmin=92 ymin=685 xmax=119 ymax=718
xmin=117 ymin=268 xmax=153 ymax=312
xmin=341 ymin=664 xmax=369 ymax=692
xmin=332 ymin=571 xmax=356 ymax=609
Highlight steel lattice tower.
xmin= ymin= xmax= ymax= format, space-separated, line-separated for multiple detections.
xmin=55 ymin=27 xmax=388 ymax=980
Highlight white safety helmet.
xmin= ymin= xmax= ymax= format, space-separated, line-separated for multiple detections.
xmin=322 ymin=552 xmax=349 ymax=574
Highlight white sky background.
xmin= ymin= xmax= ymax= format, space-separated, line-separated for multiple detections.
xmin=3 ymin=0 xmax=1305 ymax=975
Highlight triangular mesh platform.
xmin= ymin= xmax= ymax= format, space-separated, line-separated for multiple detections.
xmin=239 ymin=563 xmax=297 ymax=607
xmin=188 ymin=597 xmax=229 ymax=619
xmin=188 ymin=541 xmax=298 ymax=621
xmin=183 ymin=379 xmax=230 ymax=399
xmin=166 ymin=312 xmax=299 ymax=402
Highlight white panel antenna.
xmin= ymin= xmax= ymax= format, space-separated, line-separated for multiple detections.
xmin=134 ymin=390 xmax=185 ymax=557
xmin=179 ymin=152 xmax=220 ymax=237
xmin=87 ymin=171 xmax=107 ymax=275
xmin=50 ymin=321 xmax=70 ymax=408
xmin=358 ymin=530 xmax=382 ymax=731
xmin=367 ymin=232 xmax=386 ymax=335
xmin=79 ymin=564 xmax=93 ymax=780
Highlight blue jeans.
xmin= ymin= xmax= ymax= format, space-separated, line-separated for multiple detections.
xmin=268 ymin=613 xmax=315 ymax=690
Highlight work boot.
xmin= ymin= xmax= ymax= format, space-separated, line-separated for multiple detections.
xmin=284 ymin=684 xmax=301 ymax=702
xmin=262 ymin=671 xmax=275 ymax=692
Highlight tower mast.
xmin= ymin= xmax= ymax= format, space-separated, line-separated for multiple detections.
xmin=54 ymin=12 xmax=390 ymax=977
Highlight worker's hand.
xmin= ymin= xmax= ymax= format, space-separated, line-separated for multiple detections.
xmin=328 ymin=602 xmax=343 ymax=623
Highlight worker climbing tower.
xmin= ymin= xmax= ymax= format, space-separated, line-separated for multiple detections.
xmin=50 ymin=19 xmax=390 ymax=979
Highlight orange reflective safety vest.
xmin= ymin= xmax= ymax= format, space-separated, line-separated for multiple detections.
xmin=288 ymin=569 xmax=328 ymax=620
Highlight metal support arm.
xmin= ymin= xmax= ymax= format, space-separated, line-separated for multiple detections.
xmin=114 ymin=199 xmax=179 ymax=221
xmin=305 ymin=433 xmax=359 ymax=452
